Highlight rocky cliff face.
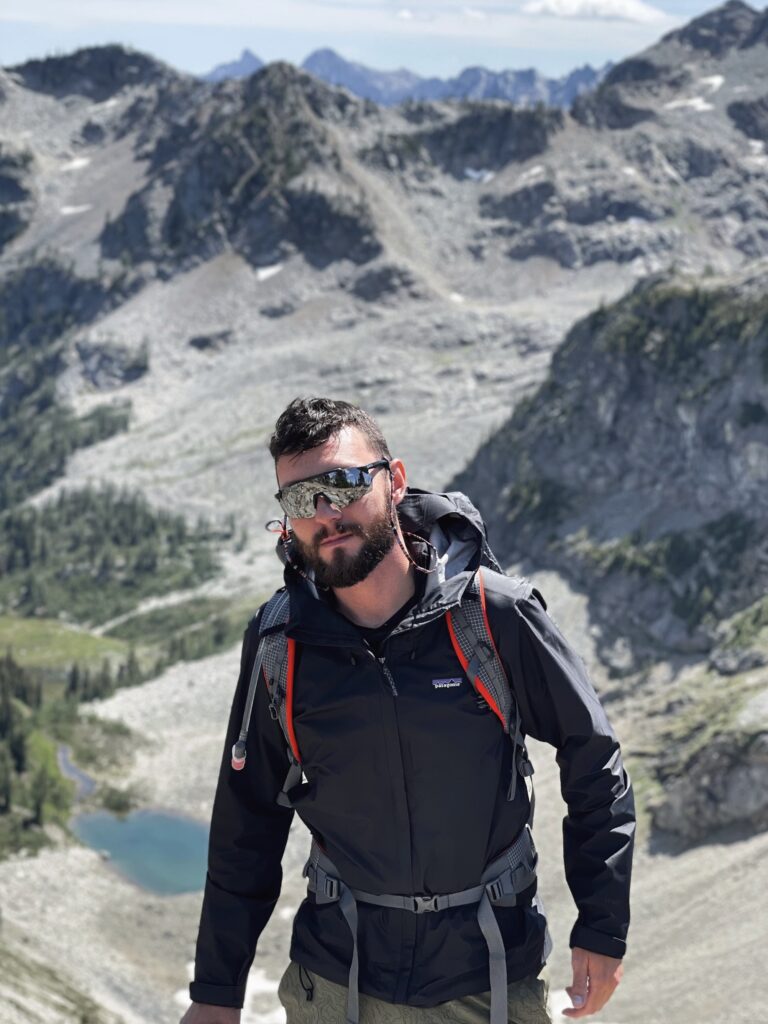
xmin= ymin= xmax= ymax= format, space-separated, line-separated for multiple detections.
xmin=454 ymin=269 xmax=768 ymax=658
xmin=450 ymin=266 xmax=768 ymax=840
xmin=100 ymin=63 xmax=381 ymax=272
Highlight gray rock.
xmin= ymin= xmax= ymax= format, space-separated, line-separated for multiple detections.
xmin=652 ymin=732 xmax=768 ymax=838
xmin=76 ymin=340 xmax=149 ymax=388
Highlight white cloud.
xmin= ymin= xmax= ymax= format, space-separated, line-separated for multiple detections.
xmin=0 ymin=0 xmax=678 ymax=54
xmin=522 ymin=0 xmax=666 ymax=23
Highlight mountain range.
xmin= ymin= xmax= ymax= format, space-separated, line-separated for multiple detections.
xmin=203 ymin=46 xmax=610 ymax=108
xmin=1 ymin=2 xmax=768 ymax=1021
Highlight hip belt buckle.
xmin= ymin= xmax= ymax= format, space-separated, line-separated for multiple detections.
xmin=412 ymin=894 xmax=439 ymax=913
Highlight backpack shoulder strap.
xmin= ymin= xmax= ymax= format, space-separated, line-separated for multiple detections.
xmin=446 ymin=567 xmax=535 ymax=812
xmin=231 ymin=589 xmax=301 ymax=796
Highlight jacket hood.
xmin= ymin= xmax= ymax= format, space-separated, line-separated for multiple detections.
xmin=275 ymin=487 xmax=496 ymax=645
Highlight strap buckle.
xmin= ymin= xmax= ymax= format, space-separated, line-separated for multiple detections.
xmin=305 ymin=863 xmax=340 ymax=903
xmin=412 ymin=894 xmax=439 ymax=913
xmin=485 ymin=870 xmax=518 ymax=907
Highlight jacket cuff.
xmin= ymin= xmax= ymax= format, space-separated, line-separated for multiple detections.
xmin=569 ymin=923 xmax=627 ymax=960
xmin=188 ymin=981 xmax=245 ymax=1007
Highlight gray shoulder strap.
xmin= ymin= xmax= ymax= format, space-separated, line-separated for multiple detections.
xmin=230 ymin=589 xmax=291 ymax=772
xmin=450 ymin=567 xmax=535 ymax=808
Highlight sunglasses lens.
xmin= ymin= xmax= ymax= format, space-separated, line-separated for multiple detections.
xmin=277 ymin=466 xmax=379 ymax=519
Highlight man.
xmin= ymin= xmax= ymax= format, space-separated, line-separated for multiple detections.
xmin=181 ymin=397 xmax=635 ymax=1024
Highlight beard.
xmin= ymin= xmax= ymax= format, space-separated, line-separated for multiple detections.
xmin=291 ymin=505 xmax=396 ymax=589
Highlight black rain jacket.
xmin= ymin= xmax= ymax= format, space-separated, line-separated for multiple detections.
xmin=190 ymin=488 xmax=635 ymax=1008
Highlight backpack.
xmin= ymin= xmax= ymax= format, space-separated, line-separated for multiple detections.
xmin=231 ymin=493 xmax=543 ymax=818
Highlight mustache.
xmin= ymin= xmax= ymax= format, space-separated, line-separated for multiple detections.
xmin=314 ymin=522 xmax=365 ymax=545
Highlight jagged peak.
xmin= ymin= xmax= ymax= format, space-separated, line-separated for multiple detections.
xmin=8 ymin=44 xmax=182 ymax=100
xmin=244 ymin=60 xmax=369 ymax=116
xmin=660 ymin=0 xmax=760 ymax=56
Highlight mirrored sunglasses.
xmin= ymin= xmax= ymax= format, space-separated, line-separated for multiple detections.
xmin=275 ymin=460 xmax=390 ymax=519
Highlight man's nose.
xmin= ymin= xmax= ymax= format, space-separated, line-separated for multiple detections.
xmin=313 ymin=494 xmax=343 ymax=520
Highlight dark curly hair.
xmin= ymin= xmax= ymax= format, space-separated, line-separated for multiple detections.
xmin=268 ymin=397 xmax=392 ymax=462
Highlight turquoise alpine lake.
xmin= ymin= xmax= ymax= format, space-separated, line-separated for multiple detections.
xmin=71 ymin=809 xmax=209 ymax=895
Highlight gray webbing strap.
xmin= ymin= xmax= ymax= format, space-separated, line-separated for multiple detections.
xmin=477 ymin=891 xmax=508 ymax=1024
xmin=338 ymin=884 xmax=360 ymax=1024
xmin=276 ymin=758 xmax=303 ymax=808
xmin=448 ymin=574 xmax=535 ymax=810
xmin=303 ymin=827 xmax=538 ymax=1024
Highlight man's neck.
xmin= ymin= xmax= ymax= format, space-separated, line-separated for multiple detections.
xmin=331 ymin=546 xmax=416 ymax=629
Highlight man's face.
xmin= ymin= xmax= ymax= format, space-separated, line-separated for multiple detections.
xmin=275 ymin=426 xmax=398 ymax=589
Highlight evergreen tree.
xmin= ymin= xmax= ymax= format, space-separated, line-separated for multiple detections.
xmin=125 ymin=647 xmax=141 ymax=687
xmin=81 ymin=667 xmax=93 ymax=701
xmin=30 ymin=763 xmax=50 ymax=826
xmin=97 ymin=658 xmax=113 ymax=698
xmin=9 ymin=724 xmax=26 ymax=773
xmin=0 ymin=742 xmax=12 ymax=813
xmin=212 ymin=616 xmax=228 ymax=648
xmin=66 ymin=663 xmax=81 ymax=700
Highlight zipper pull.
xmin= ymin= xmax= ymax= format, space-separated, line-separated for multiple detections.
xmin=378 ymin=656 xmax=399 ymax=697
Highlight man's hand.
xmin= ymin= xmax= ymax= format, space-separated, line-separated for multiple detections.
xmin=563 ymin=947 xmax=623 ymax=1018
xmin=179 ymin=1002 xmax=241 ymax=1024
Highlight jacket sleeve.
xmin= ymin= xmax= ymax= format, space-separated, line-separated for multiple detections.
xmin=492 ymin=589 xmax=636 ymax=960
xmin=189 ymin=610 xmax=295 ymax=1007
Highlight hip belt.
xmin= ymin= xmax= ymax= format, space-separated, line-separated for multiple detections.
xmin=303 ymin=825 xmax=544 ymax=1024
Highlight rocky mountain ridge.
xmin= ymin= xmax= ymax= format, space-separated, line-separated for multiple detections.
xmin=203 ymin=45 xmax=608 ymax=108
xmin=451 ymin=263 xmax=768 ymax=841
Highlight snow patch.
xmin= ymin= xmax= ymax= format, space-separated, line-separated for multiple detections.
xmin=278 ymin=905 xmax=297 ymax=920
xmin=622 ymin=166 xmax=639 ymax=177
xmin=464 ymin=167 xmax=495 ymax=183
xmin=698 ymin=74 xmax=724 ymax=94
xmin=61 ymin=157 xmax=90 ymax=172
xmin=659 ymin=156 xmax=683 ymax=184
xmin=257 ymin=264 xmax=283 ymax=282
xmin=92 ymin=97 xmax=120 ymax=110
xmin=748 ymin=140 xmax=765 ymax=155
xmin=60 ymin=204 xmax=92 ymax=216
xmin=449 ymin=292 xmax=465 ymax=303
xmin=518 ymin=164 xmax=545 ymax=184
xmin=663 ymin=96 xmax=714 ymax=112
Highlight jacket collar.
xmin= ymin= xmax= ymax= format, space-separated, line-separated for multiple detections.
xmin=277 ymin=488 xmax=486 ymax=647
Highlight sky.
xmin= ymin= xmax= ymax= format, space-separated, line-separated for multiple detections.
xmin=0 ymin=0 xmax=759 ymax=78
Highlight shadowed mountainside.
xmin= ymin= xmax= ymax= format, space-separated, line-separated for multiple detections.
xmin=451 ymin=266 xmax=768 ymax=842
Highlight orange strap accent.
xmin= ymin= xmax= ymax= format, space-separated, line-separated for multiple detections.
xmin=477 ymin=569 xmax=508 ymax=686
xmin=285 ymin=637 xmax=302 ymax=764
xmin=445 ymin=605 xmax=505 ymax=729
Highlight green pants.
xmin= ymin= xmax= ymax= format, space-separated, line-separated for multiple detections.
xmin=278 ymin=961 xmax=552 ymax=1024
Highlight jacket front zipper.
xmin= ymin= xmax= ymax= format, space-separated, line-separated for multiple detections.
xmin=364 ymin=643 xmax=399 ymax=696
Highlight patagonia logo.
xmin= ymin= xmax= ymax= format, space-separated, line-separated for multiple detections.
xmin=432 ymin=677 xmax=462 ymax=689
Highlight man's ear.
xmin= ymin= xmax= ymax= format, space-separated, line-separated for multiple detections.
xmin=389 ymin=458 xmax=408 ymax=505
